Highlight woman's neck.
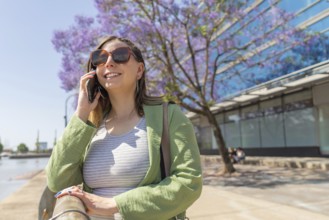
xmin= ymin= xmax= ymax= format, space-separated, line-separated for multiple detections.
xmin=108 ymin=92 xmax=137 ymax=119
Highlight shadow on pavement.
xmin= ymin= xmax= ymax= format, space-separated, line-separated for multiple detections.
xmin=203 ymin=164 xmax=329 ymax=188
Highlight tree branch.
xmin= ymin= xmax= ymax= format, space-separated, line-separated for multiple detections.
xmin=134 ymin=0 xmax=153 ymax=21
xmin=211 ymin=52 xmax=223 ymax=98
xmin=202 ymin=39 xmax=210 ymax=97
xmin=169 ymin=42 xmax=197 ymax=90
xmin=179 ymin=101 xmax=205 ymax=115
xmin=184 ymin=22 xmax=202 ymax=95
xmin=175 ymin=95 xmax=205 ymax=115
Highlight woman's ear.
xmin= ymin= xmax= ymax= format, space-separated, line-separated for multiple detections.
xmin=136 ymin=63 xmax=144 ymax=80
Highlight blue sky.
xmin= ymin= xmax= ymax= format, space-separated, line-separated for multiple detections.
xmin=0 ymin=1 xmax=98 ymax=150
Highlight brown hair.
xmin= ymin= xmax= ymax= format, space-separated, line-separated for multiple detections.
xmin=86 ymin=36 xmax=163 ymax=127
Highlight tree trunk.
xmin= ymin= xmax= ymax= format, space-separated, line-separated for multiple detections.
xmin=204 ymin=108 xmax=235 ymax=173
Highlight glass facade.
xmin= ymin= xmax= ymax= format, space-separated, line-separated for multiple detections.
xmin=260 ymin=113 xmax=285 ymax=147
xmin=280 ymin=0 xmax=329 ymax=33
xmin=197 ymin=88 xmax=322 ymax=151
xmin=318 ymin=104 xmax=329 ymax=154
xmin=260 ymin=98 xmax=285 ymax=147
xmin=284 ymin=108 xmax=317 ymax=146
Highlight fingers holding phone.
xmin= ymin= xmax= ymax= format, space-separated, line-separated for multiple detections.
xmin=86 ymin=71 xmax=108 ymax=103
xmin=76 ymin=71 xmax=101 ymax=122
xmin=86 ymin=75 xmax=97 ymax=103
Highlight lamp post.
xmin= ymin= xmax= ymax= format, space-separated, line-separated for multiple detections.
xmin=64 ymin=93 xmax=78 ymax=127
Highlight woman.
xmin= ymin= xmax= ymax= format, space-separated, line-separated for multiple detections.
xmin=46 ymin=36 xmax=202 ymax=220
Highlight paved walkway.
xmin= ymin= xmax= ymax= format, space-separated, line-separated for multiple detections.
xmin=188 ymin=157 xmax=329 ymax=219
xmin=0 ymin=170 xmax=46 ymax=220
xmin=0 ymin=156 xmax=329 ymax=220
xmin=188 ymin=185 xmax=329 ymax=220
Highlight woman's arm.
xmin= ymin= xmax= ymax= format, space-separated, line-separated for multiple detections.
xmin=114 ymin=105 xmax=202 ymax=220
xmin=46 ymin=114 xmax=96 ymax=192
xmin=47 ymin=71 xmax=100 ymax=192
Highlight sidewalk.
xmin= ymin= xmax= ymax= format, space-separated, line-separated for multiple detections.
xmin=0 ymin=156 xmax=329 ymax=219
xmin=196 ymin=155 xmax=329 ymax=219
xmin=187 ymin=185 xmax=329 ymax=220
xmin=0 ymin=170 xmax=46 ymax=220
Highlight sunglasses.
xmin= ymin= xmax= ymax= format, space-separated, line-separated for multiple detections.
xmin=90 ymin=47 xmax=135 ymax=66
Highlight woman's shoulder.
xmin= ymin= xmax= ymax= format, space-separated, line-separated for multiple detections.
xmin=143 ymin=96 xmax=168 ymax=105
xmin=143 ymin=101 xmax=188 ymax=122
xmin=143 ymin=100 xmax=178 ymax=112
xmin=143 ymin=95 xmax=173 ymax=106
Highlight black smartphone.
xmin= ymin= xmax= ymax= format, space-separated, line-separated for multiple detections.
xmin=86 ymin=74 xmax=99 ymax=103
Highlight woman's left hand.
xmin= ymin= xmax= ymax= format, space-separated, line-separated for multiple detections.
xmin=55 ymin=186 xmax=119 ymax=217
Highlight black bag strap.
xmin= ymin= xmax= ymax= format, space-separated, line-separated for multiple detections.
xmin=160 ymin=102 xmax=170 ymax=179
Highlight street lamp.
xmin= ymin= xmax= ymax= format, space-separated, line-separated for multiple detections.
xmin=64 ymin=93 xmax=78 ymax=127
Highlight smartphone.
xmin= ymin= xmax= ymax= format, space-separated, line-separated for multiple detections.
xmin=86 ymin=74 xmax=99 ymax=103
xmin=86 ymin=74 xmax=108 ymax=103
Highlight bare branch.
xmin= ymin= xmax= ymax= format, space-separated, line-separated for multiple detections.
xmin=155 ymin=1 xmax=188 ymax=25
xmin=179 ymin=101 xmax=205 ymax=115
xmin=134 ymin=0 xmax=153 ymax=21
xmin=202 ymin=39 xmax=210 ymax=97
xmin=184 ymin=23 xmax=202 ymax=95
xmin=169 ymin=42 xmax=197 ymax=90
xmin=211 ymin=52 xmax=223 ymax=98
xmin=150 ymin=0 xmax=156 ymax=21
xmin=175 ymin=94 xmax=205 ymax=115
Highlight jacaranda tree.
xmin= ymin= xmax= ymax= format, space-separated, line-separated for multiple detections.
xmin=52 ymin=0 xmax=317 ymax=173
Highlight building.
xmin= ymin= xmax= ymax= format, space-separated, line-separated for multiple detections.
xmin=38 ymin=142 xmax=48 ymax=151
xmin=188 ymin=0 xmax=329 ymax=157
xmin=189 ymin=60 xmax=329 ymax=156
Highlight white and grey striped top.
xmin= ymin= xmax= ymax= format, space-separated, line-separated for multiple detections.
xmin=83 ymin=117 xmax=150 ymax=220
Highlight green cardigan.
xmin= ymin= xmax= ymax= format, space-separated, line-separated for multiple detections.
xmin=46 ymin=104 xmax=202 ymax=220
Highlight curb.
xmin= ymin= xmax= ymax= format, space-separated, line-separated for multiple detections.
xmin=201 ymin=155 xmax=329 ymax=171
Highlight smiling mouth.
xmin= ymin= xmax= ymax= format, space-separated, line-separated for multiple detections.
xmin=104 ymin=72 xmax=121 ymax=79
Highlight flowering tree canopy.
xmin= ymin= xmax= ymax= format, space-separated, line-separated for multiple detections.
xmin=52 ymin=0 xmax=319 ymax=173
xmin=53 ymin=0 xmax=310 ymax=109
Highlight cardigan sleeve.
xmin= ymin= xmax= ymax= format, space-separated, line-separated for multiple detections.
xmin=46 ymin=114 xmax=97 ymax=192
xmin=114 ymin=105 xmax=203 ymax=220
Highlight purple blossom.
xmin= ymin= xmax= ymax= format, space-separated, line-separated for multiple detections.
xmin=52 ymin=0 xmax=314 ymax=110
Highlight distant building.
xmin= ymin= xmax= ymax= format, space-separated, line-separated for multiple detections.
xmin=1 ymin=149 xmax=12 ymax=157
xmin=38 ymin=142 xmax=48 ymax=151
xmin=2 ymin=149 xmax=13 ymax=153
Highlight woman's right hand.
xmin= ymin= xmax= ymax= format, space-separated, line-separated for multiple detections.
xmin=76 ymin=71 xmax=101 ymax=122
xmin=55 ymin=186 xmax=119 ymax=217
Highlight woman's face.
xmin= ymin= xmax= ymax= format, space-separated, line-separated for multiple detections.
xmin=95 ymin=39 xmax=144 ymax=94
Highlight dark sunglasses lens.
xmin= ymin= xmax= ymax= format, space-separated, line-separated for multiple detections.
xmin=91 ymin=50 xmax=108 ymax=66
xmin=112 ymin=48 xmax=130 ymax=63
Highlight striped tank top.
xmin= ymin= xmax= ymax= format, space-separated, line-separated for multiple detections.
xmin=83 ymin=117 xmax=149 ymax=220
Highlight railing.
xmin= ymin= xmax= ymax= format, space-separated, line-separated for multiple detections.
xmin=39 ymin=187 xmax=89 ymax=220
xmin=50 ymin=196 xmax=89 ymax=220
